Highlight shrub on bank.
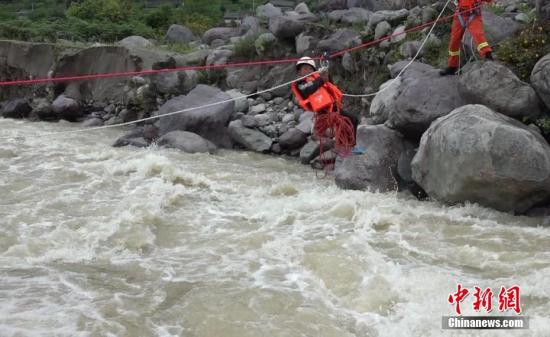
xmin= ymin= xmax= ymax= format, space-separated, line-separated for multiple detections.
xmin=497 ymin=21 xmax=550 ymax=80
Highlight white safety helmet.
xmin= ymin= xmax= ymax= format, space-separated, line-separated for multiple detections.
xmin=296 ymin=56 xmax=317 ymax=71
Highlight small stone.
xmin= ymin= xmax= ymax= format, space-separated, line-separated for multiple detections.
xmin=104 ymin=104 xmax=116 ymax=114
xmin=374 ymin=21 xmax=391 ymax=40
xmin=250 ymin=104 xmax=267 ymax=115
xmin=260 ymin=92 xmax=273 ymax=101
xmin=273 ymin=97 xmax=285 ymax=105
xmin=515 ymin=13 xmax=530 ymax=23
xmin=271 ymin=143 xmax=282 ymax=154
xmin=131 ymin=76 xmax=147 ymax=87
xmin=254 ymin=112 xmax=277 ymax=127
xmin=105 ymin=116 xmax=122 ymax=126
xmin=241 ymin=115 xmax=258 ymax=128
xmin=390 ymin=26 xmax=406 ymax=44
xmin=82 ymin=118 xmax=104 ymax=127
xmin=282 ymin=113 xmax=295 ymax=123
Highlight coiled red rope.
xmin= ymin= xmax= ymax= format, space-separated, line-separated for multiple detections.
xmin=313 ymin=106 xmax=356 ymax=173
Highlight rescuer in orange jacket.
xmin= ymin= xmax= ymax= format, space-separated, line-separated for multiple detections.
xmin=291 ymin=57 xmax=359 ymax=141
xmin=440 ymin=0 xmax=494 ymax=76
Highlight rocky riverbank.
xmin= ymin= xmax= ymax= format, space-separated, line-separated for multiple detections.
xmin=2 ymin=0 xmax=550 ymax=215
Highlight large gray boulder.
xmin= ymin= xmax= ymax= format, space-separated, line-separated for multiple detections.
xmin=205 ymin=49 xmax=234 ymax=67
xmin=228 ymin=120 xmax=273 ymax=152
xmin=342 ymin=8 xmax=372 ymax=24
xmin=342 ymin=52 xmax=355 ymax=72
xmin=399 ymin=40 xmax=422 ymax=58
xmin=165 ymin=25 xmax=196 ymax=44
xmin=181 ymin=70 xmax=199 ymax=94
xmin=317 ymin=29 xmax=361 ymax=52
xmin=225 ymin=89 xmax=249 ymax=113
xmin=464 ymin=10 xmax=521 ymax=49
xmin=396 ymin=144 xmax=426 ymax=198
xmin=368 ymin=77 xmax=401 ymax=124
xmin=296 ymin=111 xmax=314 ymax=134
xmin=202 ymin=27 xmax=240 ymax=45
xmin=174 ymin=49 xmax=210 ymax=66
xmin=52 ymin=94 xmax=81 ymax=121
xmin=112 ymin=125 xmax=157 ymax=148
xmin=82 ymin=117 xmax=104 ymax=127
xmin=54 ymin=46 xmax=174 ymax=104
xmin=157 ymin=85 xmax=234 ymax=148
xmin=0 ymin=40 xmax=55 ymax=79
xmin=335 ymin=125 xmax=408 ymax=192
xmin=268 ymin=16 xmax=306 ymax=39
xmin=157 ymin=130 xmax=217 ymax=154
xmin=118 ymin=36 xmax=153 ymax=49
xmin=259 ymin=64 xmax=296 ymax=98
xmin=531 ymin=53 xmax=550 ymax=110
xmin=54 ymin=46 xmax=137 ymax=103
xmin=226 ymin=66 xmax=260 ymax=91
xmin=1 ymin=99 xmax=32 ymax=119
xmin=369 ymin=9 xmax=409 ymax=26
xmin=279 ymin=128 xmax=308 ymax=151
xmin=329 ymin=8 xmax=372 ymax=24
xmin=328 ymin=9 xmax=348 ymax=21
xmin=383 ymin=62 xmax=466 ymax=138
xmin=458 ymin=61 xmax=542 ymax=119
xmin=300 ymin=139 xmax=321 ymax=164
xmin=242 ymin=16 xmax=265 ymax=38
xmin=255 ymin=33 xmax=277 ymax=56
xmin=390 ymin=25 xmax=407 ymax=43
xmin=295 ymin=2 xmax=312 ymax=15
xmin=374 ymin=21 xmax=392 ymax=39
xmin=150 ymin=72 xmax=181 ymax=95
xmin=256 ymin=3 xmax=283 ymax=21
xmin=32 ymin=100 xmax=56 ymax=120
xmin=0 ymin=40 xmax=55 ymax=101
xmin=126 ymin=47 xmax=176 ymax=70
xmin=388 ymin=60 xmax=434 ymax=77
xmin=295 ymin=33 xmax=317 ymax=55
xmin=411 ymin=105 xmax=550 ymax=213
xmin=150 ymin=70 xmax=197 ymax=95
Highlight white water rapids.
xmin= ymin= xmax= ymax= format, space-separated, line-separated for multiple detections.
xmin=1 ymin=119 xmax=549 ymax=337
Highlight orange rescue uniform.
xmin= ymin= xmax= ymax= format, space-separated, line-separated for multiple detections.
xmin=448 ymin=0 xmax=493 ymax=68
xmin=291 ymin=72 xmax=343 ymax=114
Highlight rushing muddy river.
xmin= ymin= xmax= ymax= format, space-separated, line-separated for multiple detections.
xmin=1 ymin=119 xmax=549 ymax=337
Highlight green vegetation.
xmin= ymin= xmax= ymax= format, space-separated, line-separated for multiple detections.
xmin=163 ymin=42 xmax=195 ymax=54
xmin=0 ymin=0 xmax=327 ymax=43
xmin=497 ymin=21 xmax=550 ymax=80
xmin=422 ymin=32 xmax=450 ymax=68
xmin=536 ymin=115 xmax=550 ymax=142
xmin=233 ymin=34 xmax=258 ymax=60
xmin=0 ymin=0 xmax=281 ymax=43
xmin=485 ymin=4 xmax=506 ymax=16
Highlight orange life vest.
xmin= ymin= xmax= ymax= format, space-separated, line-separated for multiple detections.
xmin=458 ymin=0 xmax=482 ymax=9
xmin=291 ymin=73 xmax=343 ymax=113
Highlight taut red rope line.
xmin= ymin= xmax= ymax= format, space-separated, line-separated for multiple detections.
xmin=0 ymin=57 xmax=316 ymax=87
xmin=329 ymin=9 xmax=459 ymax=58
xmin=0 ymin=4 xmax=478 ymax=88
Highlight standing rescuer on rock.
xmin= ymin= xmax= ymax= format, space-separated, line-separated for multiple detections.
xmin=440 ymin=0 xmax=495 ymax=76
xmin=291 ymin=56 xmax=363 ymax=155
